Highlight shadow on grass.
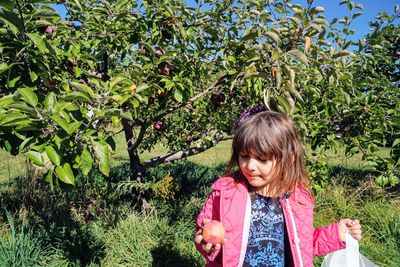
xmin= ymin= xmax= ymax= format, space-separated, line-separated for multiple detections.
xmin=151 ymin=244 xmax=203 ymax=267
xmin=328 ymin=165 xmax=400 ymax=195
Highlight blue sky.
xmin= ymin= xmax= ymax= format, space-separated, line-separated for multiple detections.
xmin=295 ymin=0 xmax=399 ymax=41
xmin=54 ymin=0 xmax=398 ymax=41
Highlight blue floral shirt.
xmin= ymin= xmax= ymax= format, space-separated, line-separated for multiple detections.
xmin=243 ymin=194 xmax=287 ymax=267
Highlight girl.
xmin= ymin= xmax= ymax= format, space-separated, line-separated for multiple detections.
xmin=194 ymin=110 xmax=362 ymax=267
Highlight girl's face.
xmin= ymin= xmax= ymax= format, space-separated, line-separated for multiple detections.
xmin=238 ymin=150 xmax=277 ymax=196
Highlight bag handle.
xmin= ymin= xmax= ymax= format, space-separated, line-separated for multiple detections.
xmin=345 ymin=231 xmax=359 ymax=267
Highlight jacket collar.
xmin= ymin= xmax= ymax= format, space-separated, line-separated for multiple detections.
xmin=211 ymin=176 xmax=248 ymax=192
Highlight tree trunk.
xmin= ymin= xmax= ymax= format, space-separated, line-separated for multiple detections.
xmin=121 ymin=118 xmax=149 ymax=212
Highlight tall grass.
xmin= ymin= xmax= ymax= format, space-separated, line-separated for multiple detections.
xmin=100 ymin=211 xmax=203 ymax=267
xmin=313 ymin=171 xmax=400 ymax=267
xmin=0 ymin=215 xmax=51 ymax=267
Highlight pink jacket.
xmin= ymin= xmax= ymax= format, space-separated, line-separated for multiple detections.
xmin=195 ymin=176 xmax=345 ymax=267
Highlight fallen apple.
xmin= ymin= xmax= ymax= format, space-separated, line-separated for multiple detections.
xmin=202 ymin=220 xmax=225 ymax=245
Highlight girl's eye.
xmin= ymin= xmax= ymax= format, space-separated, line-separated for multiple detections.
xmin=239 ymin=154 xmax=249 ymax=159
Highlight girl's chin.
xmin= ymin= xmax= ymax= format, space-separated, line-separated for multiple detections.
xmin=247 ymin=177 xmax=266 ymax=186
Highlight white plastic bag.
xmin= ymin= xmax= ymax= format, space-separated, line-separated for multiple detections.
xmin=321 ymin=232 xmax=379 ymax=267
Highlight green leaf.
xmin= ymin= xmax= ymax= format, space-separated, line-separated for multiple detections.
xmin=29 ymin=69 xmax=38 ymax=82
xmin=44 ymin=92 xmax=55 ymax=111
xmin=44 ymin=169 xmax=54 ymax=191
xmin=25 ymin=151 xmax=44 ymax=166
xmin=0 ymin=0 xmax=15 ymax=10
xmin=18 ymin=136 xmax=34 ymax=151
xmin=26 ymin=33 xmax=46 ymax=53
xmin=0 ymin=8 xmax=23 ymax=34
xmin=0 ymin=62 xmax=9 ymax=74
xmin=362 ymin=161 xmax=378 ymax=172
xmin=94 ymin=142 xmax=110 ymax=176
xmin=375 ymin=175 xmax=387 ymax=187
xmin=52 ymin=114 xmax=69 ymax=132
xmin=0 ymin=113 xmax=27 ymax=126
xmin=277 ymin=95 xmax=291 ymax=113
xmin=7 ymin=76 xmax=20 ymax=88
xmin=18 ymin=87 xmax=38 ymax=107
xmin=7 ymin=103 xmax=36 ymax=116
xmin=70 ymin=81 xmax=95 ymax=98
xmin=286 ymin=50 xmax=308 ymax=66
xmin=136 ymin=83 xmax=149 ymax=93
xmin=174 ymin=89 xmax=183 ymax=102
xmin=80 ymin=148 xmax=93 ymax=175
xmin=110 ymin=76 xmax=128 ymax=89
xmin=0 ymin=94 xmax=14 ymax=107
xmin=392 ymin=138 xmax=400 ymax=148
xmin=65 ymin=92 xmax=93 ymax=103
xmin=45 ymin=146 xmax=61 ymax=166
xmin=132 ymin=98 xmax=140 ymax=108
xmin=332 ymin=50 xmax=356 ymax=58
xmin=312 ymin=18 xmax=329 ymax=25
xmin=55 ymin=163 xmax=75 ymax=185
xmin=352 ymin=11 xmax=362 ymax=19
xmin=67 ymin=121 xmax=82 ymax=134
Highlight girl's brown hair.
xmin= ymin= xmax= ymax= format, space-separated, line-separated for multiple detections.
xmin=226 ymin=110 xmax=311 ymax=197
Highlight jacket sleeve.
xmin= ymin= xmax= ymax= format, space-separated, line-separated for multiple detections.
xmin=313 ymin=222 xmax=346 ymax=256
xmin=195 ymin=189 xmax=222 ymax=262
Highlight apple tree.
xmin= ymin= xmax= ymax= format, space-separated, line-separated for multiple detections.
xmin=0 ymin=0 xmax=398 ymax=205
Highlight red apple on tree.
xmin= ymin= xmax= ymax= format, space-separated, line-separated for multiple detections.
xmin=162 ymin=66 xmax=171 ymax=75
xmin=153 ymin=121 xmax=164 ymax=131
xmin=45 ymin=25 xmax=57 ymax=34
xmin=185 ymin=135 xmax=193 ymax=143
xmin=155 ymin=49 xmax=164 ymax=57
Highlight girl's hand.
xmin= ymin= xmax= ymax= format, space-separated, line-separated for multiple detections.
xmin=338 ymin=218 xmax=362 ymax=242
xmin=194 ymin=218 xmax=226 ymax=255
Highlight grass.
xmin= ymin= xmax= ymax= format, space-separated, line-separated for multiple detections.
xmin=313 ymin=178 xmax=400 ymax=266
xmin=0 ymin=150 xmax=27 ymax=183
xmin=111 ymin=132 xmax=232 ymax=168
xmin=0 ymin=214 xmax=52 ymax=267
xmin=0 ymin=161 xmax=398 ymax=266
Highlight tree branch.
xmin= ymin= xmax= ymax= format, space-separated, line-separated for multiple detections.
xmin=141 ymin=133 xmax=232 ymax=169
xmin=151 ymin=71 xmax=227 ymax=122
xmin=128 ymin=71 xmax=242 ymax=153
xmin=128 ymin=119 xmax=151 ymax=153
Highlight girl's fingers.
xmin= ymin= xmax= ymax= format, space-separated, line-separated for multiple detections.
xmin=202 ymin=242 xmax=222 ymax=254
xmin=194 ymin=234 xmax=203 ymax=245
xmin=348 ymin=220 xmax=362 ymax=240
xmin=203 ymin=242 xmax=212 ymax=252
xmin=202 ymin=218 xmax=211 ymax=226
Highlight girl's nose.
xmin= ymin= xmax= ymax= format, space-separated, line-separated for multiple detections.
xmin=246 ymin=157 xmax=257 ymax=171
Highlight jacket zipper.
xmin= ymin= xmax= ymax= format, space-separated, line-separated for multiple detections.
xmin=285 ymin=198 xmax=304 ymax=267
